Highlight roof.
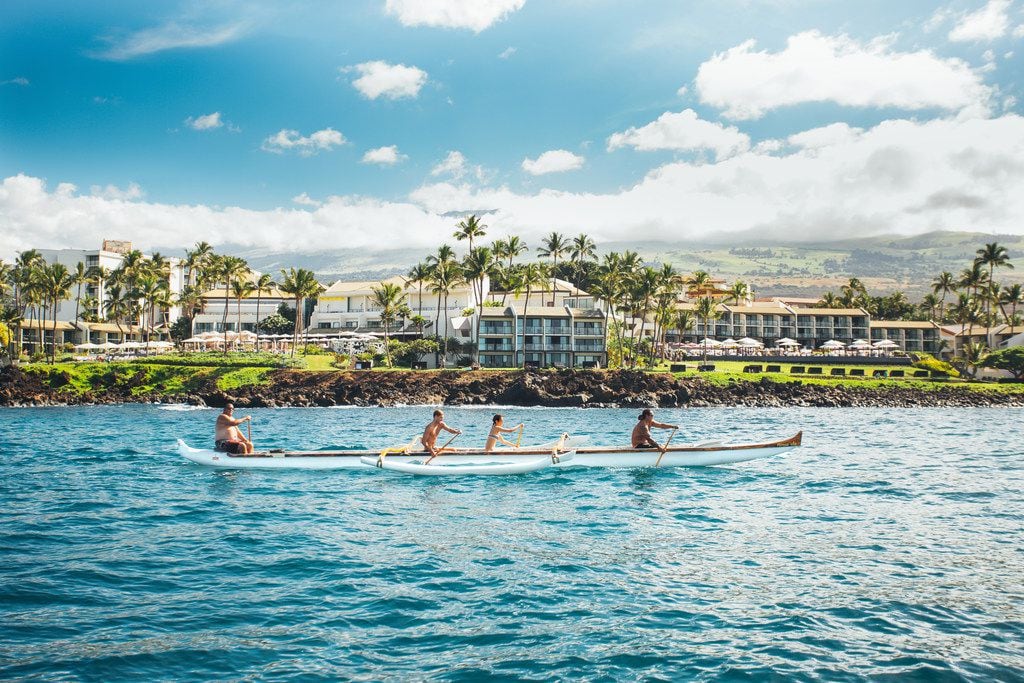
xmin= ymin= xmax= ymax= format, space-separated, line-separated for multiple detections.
xmin=941 ymin=324 xmax=1024 ymax=337
xmin=870 ymin=320 xmax=939 ymax=329
xmin=790 ymin=307 xmax=869 ymax=316
xmin=202 ymin=287 xmax=289 ymax=299
xmin=492 ymin=278 xmax=590 ymax=297
xmin=87 ymin=323 xmax=144 ymax=333
xmin=320 ymin=276 xmax=473 ymax=299
xmin=20 ymin=320 xmax=76 ymax=331
xmin=765 ymin=296 xmax=821 ymax=305
xmin=724 ymin=303 xmax=793 ymax=315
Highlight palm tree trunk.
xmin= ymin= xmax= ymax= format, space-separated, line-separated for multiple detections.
xmin=223 ymin=278 xmax=231 ymax=355
xmin=522 ymin=287 xmax=531 ymax=369
xmin=291 ymin=296 xmax=300 ymax=357
xmin=255 ymin=292 xmax=262 ymax=350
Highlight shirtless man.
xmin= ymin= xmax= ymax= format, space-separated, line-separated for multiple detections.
xmin=631 ymin=408 xmax=678 ymax=449
xmin=485 ymin=413 xmax=525 ymax=452
xmin=215 ymin=403 xmax=253 ymax=455
xmin=422 ymin=409 xmax=461 ymax=460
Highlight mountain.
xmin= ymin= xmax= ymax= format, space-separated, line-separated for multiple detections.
xmin=200 ymin=231 xmax=1024 ymax=299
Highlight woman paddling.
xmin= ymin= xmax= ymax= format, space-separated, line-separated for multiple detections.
xmin=631 ymin=409 xmax=678 ymax=449
xmin=485 ymin=413 xmax=525 ymax=452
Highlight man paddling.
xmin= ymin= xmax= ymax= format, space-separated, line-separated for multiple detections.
xmin=215 ymin=403 xmax=254 ymax=455
xmin=631 ymin=408 xmax=678 ymax=449
xmin=422 ymin=409 xmax=461 ymax=460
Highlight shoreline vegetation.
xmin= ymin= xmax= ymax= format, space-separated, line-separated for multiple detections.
xmin=4 ymin=361 xmax=1023 ymax=409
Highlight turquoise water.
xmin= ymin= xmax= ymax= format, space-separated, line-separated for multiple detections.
xmin=1 ymin=405 xmax=1022 ymax=681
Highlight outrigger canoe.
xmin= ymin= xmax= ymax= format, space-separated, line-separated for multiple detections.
xmin=359 ymin=451 xmax=575 ymax=476
xmin=176 ymin=432 xmax=801 ymax=470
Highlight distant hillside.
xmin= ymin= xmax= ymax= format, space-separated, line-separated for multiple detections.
xmin=209 ymin=231 xmax=1024 ymax=299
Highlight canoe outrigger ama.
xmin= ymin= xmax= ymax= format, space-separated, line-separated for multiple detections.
xmin=176 ymin=431 xmax=802 ymax=472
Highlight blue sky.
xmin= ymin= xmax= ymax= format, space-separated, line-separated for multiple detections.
xmin=2 ymin=0 xmax=1024 ymax=258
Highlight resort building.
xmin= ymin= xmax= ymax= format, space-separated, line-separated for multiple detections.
xmin=489 ymin=278 xmax=596 ymax=310
xmin=870 ymin=320 xmax=943 ymax=355
xmin=192 ymin=285 xmax=292 ymax=334
xmin=309 ymin=276 xmax=483 ymax=339
xmin=34 ymin=241 xmax=186 ymax=329
xmin=478 ymin=306 xmax=607 ymax=368
xmin=941 ymin=324 xmax=1024 ymax=355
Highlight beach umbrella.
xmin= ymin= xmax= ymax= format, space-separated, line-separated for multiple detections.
xmin=849 ymin=339 xmax=871 ymax=348
xmin=120 ymin=341 xmax=143 ymax=349
xmin=738 ymin=337 xmax=763 ymax=347
xmin=820 ymin=340 xmax=846 ymax=349
xmin=699 ymin=338 xmax=721 ymax=347
xmin=720 ymin=338 xmax=739 ymax=348
xmin=776 ymin=338 xmax=800 ymax=347
xmin=100 ymin=341 xmax=120 ymax=350
xmin=873 ymin=339 xmax=899 ymax=348
xmin=74 ymin=342 xmax=101 ymax=350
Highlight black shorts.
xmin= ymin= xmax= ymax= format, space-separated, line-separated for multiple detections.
xmin=215 ymin=440 xmax=245 ymax=454
xmin=634 ymin=444 xmax=656 ymax=449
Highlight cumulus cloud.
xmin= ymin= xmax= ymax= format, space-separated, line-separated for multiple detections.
xmin=787 ymin=122 xmax=863 ymax=150
xmin=431 ymin=150 xmax=469 ymax=177
xmin=90 ymin=182 xmax=144 ymax=200
xmin=521 ymin=150 xmax=585 ymax=175
xmin=384 ymin=0 xmax=525 ymax=32
xmin=2 ymin=77 xmax=30 ymax=86
xmin=362 ymin=145 xmax=408 ymax=165
xmin=261 ymin=128 xmax=346 ymax=155
xmin=292 ymin=193 xmax=321 ymax=207
xmin=93 ymin=21 xmax=247 ymax=60
xmin=607 ymin=109 xmax=750 ymax=160
xmin=949 ymin=0 xmax=1012 ymax=42
xmin=7 ymin=115 xmax=1024 ymax=261
xmin=345 ymin=61 xmax=427 ymax=100
xmin=185 ymin=112 xmax=223 ymax=130
xmin=696 ymin=31 xmax=991 ymax=120
xmin=498 ymin=46 xmax=517 ymax=59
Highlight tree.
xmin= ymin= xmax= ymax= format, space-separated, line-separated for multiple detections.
xmin=72 ymin=261 xmax=87 ymax=335
xmin=184 ymin=241 xmax=215 ymax=289
xmin=42 ymin=263 xmax=74 ymax=363
xmin=278 ymin=268 xmax=321 ymax=357
xmin=675 ymin=310 xmax=695 ymax=344
xmin=138 ymin=274 xmax=171 ymax=349
xmin=921 ymin=293 xmax=940 ymax=321
xmin=818 ymin=292 xmax=840 ymax=308
xmin=254 ymin=273 xmax=277 ymax=348
xmin=931 ymin=271 xmax=956 ymax=322
xmin=215 ymin=256 xmax=250 ymax=353
xmin=725 ymin=281 xmax=751 ymax=306
xmin=537 ymin=232 xmax=569 ymax=306
xmin=462 ymin=246 xmax=498 ymax=364
xmin=695 ymin=296 xmax=723 ymax=365
xmin=453 ymin=214 xmax=487 ymax=253
xmin=976 ymin=242 xmax=1013 ymax=323
xmin=427 ymin=259 xmax=464 ymax=367
xmin=405 ymin=262 xmax=431 ymax=324
xmin=231 ymin=279 xmax=257 ymax=347
xmin=1000 ymin=284 xmax=1023 ymax=325
xmin=982 ymin=346 xmax=1024 ymax=379
xmin=570 ymin=233 xmax=597 ymax=286
xmin=958 ymin=341 xmax=989 ymax=379
xmin=518 ymin=263 xmax=546 ymax=368
xmin=370 ymin=281 xmax=408 ymax=367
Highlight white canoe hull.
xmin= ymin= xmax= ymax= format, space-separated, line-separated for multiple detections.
xmin=177 ymin=432 xmax=800 ymax=470
xmin=359 ymin=452 xmax=574 ymax=475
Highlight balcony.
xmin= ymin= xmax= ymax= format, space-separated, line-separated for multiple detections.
xmin=546 ymin=325 xmax=571 ymax=334
xmin=523 ymin=326 xmax=543 ymax=335
xmin=480 ymin=324 xmax=513 ymax=335
xmin=480 ymin=343 xmax=514 ymax=352
xmin=575 ymin=343 xmax=605 ymax=352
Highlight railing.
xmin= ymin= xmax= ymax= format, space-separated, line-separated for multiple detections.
xmin=523 ymin=326 xmax=544 ymax=335
xmin=546 ymin=326 xmax=570 ymax=334
xmin=480 ymin=325 xmax=513 ymax=335
xmin=574 ymin=326 xmax=604 ymax=336
xmin=481 ymin=344 xmax=514 ymax=352
xmin=575 ymin=344 xmax=605 ymax=352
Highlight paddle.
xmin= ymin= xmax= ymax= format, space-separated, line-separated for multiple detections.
xmin=424 ymin=431 xmax=460 ymax=465
xmin=247 ymin=417 xmax=252 ymax=452
xmin=655 ymin=427 xmax=678 ymax=468
xmin=515 ymin=424 xmax=525 ymax=448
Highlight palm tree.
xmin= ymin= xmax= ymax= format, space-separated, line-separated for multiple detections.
xmin=103 ymin=282 xmax=132 ymax=345
xmin=253 ymin=273 xmax=277 ymax=348
xmin=921 ymin=293 xmax=940 ymax=321
xmin=428 ymin=260 xmax=464 ymax=367
xmin=462 ymin=247 xmax=498 ymax=365
xmin=42 ymin=263 xmax=74 ymax=363
xmin=537 ymin=232 xmax=569 ymax=305
xmin=840 ymin=277 xmax=867 ymax=308
xmin=71 ymin=261 xmax=87 ymax=338
xmin=931 ymin=271 xmax=956 ymax=322
xmin=216 ymin=256 xmax=250 ymax=353
xmin=405 ymin=262 xmax=431 ymax=324
xmin=960 ymin=341 xmax=989 ymax=379
xmin=685 ymin=270 xmax=714 ymax=298
xmin=518 ymin=263 xmax=547 ymax=368
xmin=819 ymin=292 xmax=841 ymax=308
xmin=570 ymin=233 xmax=597 ymax=286
xmin=370 ymin=281 xmax=408 ymax=367
xmin=453 ymin=214 xmax=487 ymax=254
xmin=675 ymin=310 xmax=695 ymax=344
xmin=137 ymin=274 xmax=170 ymax=348
xmin=278 ymin=268 xmax=321 ymax=357
xmin=695 ymin=296 xmax=722 ymax=365
xmin=231 ymin=280 xmax=257 ymax=348
xmin=12 ymin=250 xmax=43 ymax=359
xmin=725 ymin=281 xmax=751 ymax=306
xmin=1000 ymin=284 xmax=1023 ymax=325
xmin=976 ymin=242 xmax=1013 ymax=298
xmin=184 ymin=241 xmax=215 ymax=289
xmin=628 ymin=267 xmax=659 ymax=367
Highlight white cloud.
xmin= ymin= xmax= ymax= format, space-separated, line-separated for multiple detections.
xmin=696 ymin=31 xmax=991 ymax=120
xmin=607 ymin=109 xmax=750 ymax=160
xmin=345 ymin=61 xmax=427 ymax=100
xmin=8 ymin=115 xmax=1024 ymax=262
xmin=261 ymin=128 xmax=346 ymax=155
xmin=788 ymin=122 xmax=863 ymax=149
xmin=94 ymin=21 xmax=247 ymax=60
xmin=521 ymin=150 xmax=585 ymax=175
xmin=924 ymin=7 xmax=954 ymax=33
xmin=676 ymin=85 xmax=688 ymax=97
xmin=384 ymin=0 xmax=525 ymax=32
xmin=185 ymin=112 xmax=223 ymax=130
xmin=1014 ymin=24 xmax=1024 ymax=38
xmin=362 ymin=145 xmax=408 ymax=165
xmin=949 ymin=0 xmax=1011 ymax=42
xmin=498 ymin=46 xmax=517 ymax=59
xmin=431 ymin=150 xmax=468 ymax=177
xmin=89 ymin=182 xmax=144 ymax=200
xmin=292 ymin=193 xmax=321 ymax=207
xmin=2 ymin=77 xmax=29 ymax=86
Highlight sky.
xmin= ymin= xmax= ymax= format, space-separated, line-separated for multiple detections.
xmin=2 ymin=0 xmax=1024 ymax=260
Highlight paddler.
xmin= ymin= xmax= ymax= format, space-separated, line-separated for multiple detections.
xmin=631 ymin=408 xmax=678 ymax=449
xmin=422 ymin=409 xmax=462 ymax=457
xmin=215 ymin=403 xmax=254 ymax=454
xmin=485 ymin=413 xmax=525 ymax=452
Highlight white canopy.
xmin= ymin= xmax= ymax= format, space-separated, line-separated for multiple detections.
xmin=738 ymin=337 xmax=763 ymax=347
xmin=820 ymin=340 xmax=846 ymax=349
xmin=873 ymin=339 xmax=899 ymax=348
xmin=699 ymin=338 xmax=722 ymax=347
xmin=120 ymin=341 xmax=143 ymax=349
xmin=74 ymin=342 xmax=102 ymax=350
xmin=100 ymin=341 xmax=120 ymax=350
xmin=720 ymin=338 xmax=738 ymax=347
xmin=775 ymin=338 xmax=800 ymax=346
xmin=849 ymin=339 xmax=872 ymax=348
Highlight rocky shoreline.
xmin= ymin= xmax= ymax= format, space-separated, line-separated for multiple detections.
xmin=2 ymin=366 xmax=1023 ymax=408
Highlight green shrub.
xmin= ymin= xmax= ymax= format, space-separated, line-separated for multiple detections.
xmin=134 ymin=351 xmax=298 ymax=368
xmin=912 ymin=354 xmax=960 ymax=378
xmin=982 ymin=347 xmax=1024 ymax=379
xmin=301 ymin=343 xmax=331 ymax=356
